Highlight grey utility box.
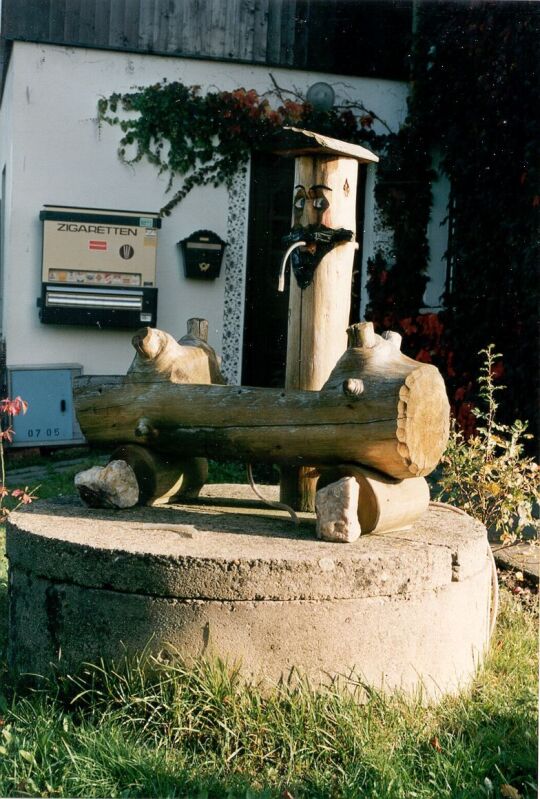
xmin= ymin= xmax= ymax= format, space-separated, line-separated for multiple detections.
xmin=7 ymin=365 xmax=85 ymax=447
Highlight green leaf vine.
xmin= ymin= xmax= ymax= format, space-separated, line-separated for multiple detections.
xmin=97 ymin=77 xmax=390 ymax=216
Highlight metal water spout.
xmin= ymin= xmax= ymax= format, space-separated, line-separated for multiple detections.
xmin=278 ymin=240 xmax=306 ymax=292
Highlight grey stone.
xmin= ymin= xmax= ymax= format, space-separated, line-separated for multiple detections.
xmin=74 ymin=460 xmax=139 ymax=509
xmin=315 ymin=476 xmax=361 ymax=542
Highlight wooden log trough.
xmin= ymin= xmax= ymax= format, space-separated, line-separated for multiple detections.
xmin=74 ymin=320 xmax=450 ymax=524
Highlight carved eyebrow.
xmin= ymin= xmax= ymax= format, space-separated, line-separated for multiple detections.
xmin=310 ymin=184 xmax=332 ymax=191
xmin=294 ymin=185 xmax=306 ymax=191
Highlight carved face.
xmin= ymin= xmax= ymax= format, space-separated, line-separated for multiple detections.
xmin=283 ymin=182 xmax=354 ymax=289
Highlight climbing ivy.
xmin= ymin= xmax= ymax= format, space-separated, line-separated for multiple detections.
xmin=368 ymin=1 xmax=539 ymax=440
xmin=98 ymin=81 xmax=388 ymax=216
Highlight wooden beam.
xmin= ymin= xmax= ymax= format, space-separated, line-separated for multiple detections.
xmin=74 ymin=328 xmax=450 ymax=480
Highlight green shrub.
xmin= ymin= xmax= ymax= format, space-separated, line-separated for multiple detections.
xmin=435 ymin=345 xmax=539 ymax=543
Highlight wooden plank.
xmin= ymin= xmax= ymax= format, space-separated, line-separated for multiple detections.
xmin=179 ymin=0 xmax=206 ymax=55
xmin=208 ymin=0 xmax=228 ymax=58
xmin=265 ymin=0 xmax=282 ymax=64
xmin=123 ymin=0 xmax=141 ymax=50
xmin=1 ymin=0 xmax=411 ymax=75
xmin=21 ymin=0 xmax=51 ymax=41
xmin=252 ymin=0 xmax=269 ymax=63
xmin=279 ymin=0 xmax=295 ymax=65
xmin=237 ymin=0 xmax=255 ymax=61
xmin=48 ymin=0 xmax=67 ymax=41
xmin=63 ymin=0 xmax=81 ymax=42
xmin=228 ymin=0 xmax=245 ymax=61
xmin=78 ymin=0 xmax=97 ymax=45
xmin=137 ymin=0 xmax=156 ymax=50
xmin=199 ymin=0 xmax=213 ymax=56
xmin=291 ymin=0 xmax=308 ymax=69
xmin=164 ymin=0 xmax=181 ymax=53
xmin=107 ymin=0 xmax=125 ymax=48
xmin=153 ymin=0 xmax=170 ymax=53
xmin=0 ymin=0 xmax=17 ymax=39
xmin=92 ymin=0 xmax=111 ymax=45
xmin=301 ymin=0 xmax=337 ymax=73
xmin=174 ymin=0 xmax=191 ymax=54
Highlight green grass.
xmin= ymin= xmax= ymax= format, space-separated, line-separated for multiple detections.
xmin=0 ymin=458 xmax=537 ymax=798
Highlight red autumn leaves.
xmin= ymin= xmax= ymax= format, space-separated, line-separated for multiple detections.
xmin=0 ymin=396 xmax=36 ymax=514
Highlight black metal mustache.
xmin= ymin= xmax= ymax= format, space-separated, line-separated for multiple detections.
xmin=282 ymin=224 xmax=354 ymax=289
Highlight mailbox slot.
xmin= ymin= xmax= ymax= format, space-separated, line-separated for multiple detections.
xmin=179 ymin=230 xmax=227 ymax=280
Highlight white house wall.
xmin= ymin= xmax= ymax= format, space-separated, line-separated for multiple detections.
xmin=0 ymin=41 xmax=410 ymax=379
xmin=0 ymin=53 xmax=14 ymax=334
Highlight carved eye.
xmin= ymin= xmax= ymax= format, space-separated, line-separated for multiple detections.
xmin=294 ymin=196 xmax=306 ymax=210
xmin=313 ymin=196 xmax=329 ymax=211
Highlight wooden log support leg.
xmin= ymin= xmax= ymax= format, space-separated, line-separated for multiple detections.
xmin=75 ymin=447 xmax=208 ymax=509
xmin=317 ymin=464 xmax=430 ymax=536
xmin=109 ymin=444 xmax=208 ymax=506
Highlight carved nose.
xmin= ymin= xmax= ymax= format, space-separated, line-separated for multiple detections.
xmin=299 ymin=203 xmax=319 ymax=227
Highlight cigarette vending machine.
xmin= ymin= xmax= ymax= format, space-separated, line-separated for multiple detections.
xmin=38 ymin=206 xmax=160 ymax=328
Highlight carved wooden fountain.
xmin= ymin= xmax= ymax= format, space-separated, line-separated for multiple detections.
xmin=6 ymin=129 xmax=492 ymax=699
xmin=73 ymin=128 xmax=450 ymax=536
xmin=74 ymin=316 xmax=449 ymax=536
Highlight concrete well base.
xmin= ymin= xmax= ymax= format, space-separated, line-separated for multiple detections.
xmin=6 ymin=486 xmax=492 ymax=701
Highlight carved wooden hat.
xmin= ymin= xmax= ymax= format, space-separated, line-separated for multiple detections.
xmin=274 ymin=126 xmax=379 ymax=163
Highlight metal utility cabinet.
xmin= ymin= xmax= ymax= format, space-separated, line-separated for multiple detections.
xmin=38 ymin=206 xmax=160 ymax=328
xmin=7 ymin=365 xmax=85 ymax=447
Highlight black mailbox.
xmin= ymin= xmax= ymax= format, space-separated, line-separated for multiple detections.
xmin=179 ymin=230 xmax=227 ymax=280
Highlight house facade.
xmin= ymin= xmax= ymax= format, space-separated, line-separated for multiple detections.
xmin=0 ymin=0 xmax=449 ymax=446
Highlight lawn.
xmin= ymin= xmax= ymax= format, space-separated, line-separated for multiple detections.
xmin=0 ymin=456 xmax=537 ymax=798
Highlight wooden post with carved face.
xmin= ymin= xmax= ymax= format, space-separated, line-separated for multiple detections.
xmin=276 ymin=129 xmax=379 ymax=512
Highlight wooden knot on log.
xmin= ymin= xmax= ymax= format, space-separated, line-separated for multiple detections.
xmin=347 ymin=322 xmax=376 ymax=349
xmin=342 ymin=378 xmax=364 ymax=398
xmin=135 ymin=417 xmax=158 ymax=440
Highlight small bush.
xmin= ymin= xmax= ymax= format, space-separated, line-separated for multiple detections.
xmin=435 ymin=346 xmax=539 ymax=543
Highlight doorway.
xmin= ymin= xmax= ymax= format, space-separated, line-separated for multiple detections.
xmin=242 ymin=152 xmax=366 ymax=387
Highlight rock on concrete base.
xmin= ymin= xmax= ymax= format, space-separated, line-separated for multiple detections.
xmin=6 ymin=486 xmax=492 ymax=701
xmin=74 ymin=459 xmax=139 ymax=508
xmin=315 ymin=477 xmax=361 ymax=542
